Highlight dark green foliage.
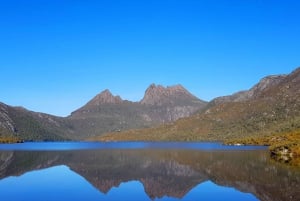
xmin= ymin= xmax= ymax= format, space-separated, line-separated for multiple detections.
xmin=0 ymin=106 xmax=73 ymax=142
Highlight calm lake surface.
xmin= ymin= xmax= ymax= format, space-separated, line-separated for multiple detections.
xmin=0 ymin=142 xmax=299 ymax=201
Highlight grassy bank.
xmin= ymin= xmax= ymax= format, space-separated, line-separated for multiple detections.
xmin=0 ymin=136 xmax=23 ymax=143
xmin=226 ymin=129 xmax=300 ymax=166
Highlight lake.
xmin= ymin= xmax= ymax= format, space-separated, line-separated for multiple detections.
xmin=0 ymin=142 xmax=299 ymax=201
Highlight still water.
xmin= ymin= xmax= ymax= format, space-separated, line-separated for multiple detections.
xmin=0 ymin=142 xmax=299 ymax=201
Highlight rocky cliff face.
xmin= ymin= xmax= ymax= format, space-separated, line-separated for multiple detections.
xmin=140 ymin=84 xmax=201 ymax=106
xmin=139 ymin=84 xmax=207 ymax=123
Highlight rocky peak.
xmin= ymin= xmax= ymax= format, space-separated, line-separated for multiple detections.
xmin=140 ymin=84 xmax=200 ymax=106
xmin=87 ymin=89 xmax=123 ymax=106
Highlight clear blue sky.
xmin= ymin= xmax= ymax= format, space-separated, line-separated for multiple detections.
xmin=0 ymin=0 xmax=299 ymax=117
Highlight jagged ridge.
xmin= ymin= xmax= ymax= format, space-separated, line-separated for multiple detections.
xmin=140 ymin=84 xmax=201 ymax=106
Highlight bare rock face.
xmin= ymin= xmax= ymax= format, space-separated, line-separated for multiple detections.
xmin=138 ymin=84 xmax=207 ymax=124
xmin=140 ymin=84 xmax=201 ymax=106
xmin=86 ymin=89 xmax=123 ymax=106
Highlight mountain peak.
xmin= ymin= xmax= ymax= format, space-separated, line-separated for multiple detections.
xmin=140 ymin=84 xmax=201 ymax=105
xmin=87 ymin=89 xmax=123 ymax=106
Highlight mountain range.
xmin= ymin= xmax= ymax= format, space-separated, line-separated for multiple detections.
xmin=0 ymin=84 xmax=207 ymax=141
xmin=0 ymin=67 xmax=299 ymax=142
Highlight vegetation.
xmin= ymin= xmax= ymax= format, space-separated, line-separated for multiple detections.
xmin=92 ymin=67 xmax=300 ymax=141
xmin=91 ymin=98 xmax=300 ymax=141
xmin=226 ymin=129 xmax=300 ymax=166
xmin=0 ymin=136 xmax=23 ymax=143
xmin=1 ymin=67 xmax=300 ymax=171
xmin=68 ymin=95 xmax=206 ymax=139
xmin=92 ymin=98 xmax=300 ymax=166
xmin=0 ymin=127 xmax=22 ymax=143
xmin=0 ymin=104 xmax=72 ymax=141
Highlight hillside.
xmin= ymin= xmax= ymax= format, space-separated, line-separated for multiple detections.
xmin=0 ymin=103 xmax=74 ymax=141
xmin=96 ymin=67 xmax=300 ymax=142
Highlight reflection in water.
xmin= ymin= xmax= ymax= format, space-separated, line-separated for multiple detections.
xmin=0 ymin=165 xmax=258 ymax=201
xmin=0 ymin=148 xmax=299 ymax=201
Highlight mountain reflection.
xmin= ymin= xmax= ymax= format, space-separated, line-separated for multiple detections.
xmin=0 ymin=149 xmax=299 ymax=201
xmin=0 ymin=165 xmax=258 ymax=201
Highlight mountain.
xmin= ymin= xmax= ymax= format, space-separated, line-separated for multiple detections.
xmin=97 ymin=67 xmax=300 ymax=142
xmin=0 ymin=84 xmax=207 ymax=141
xmin=68 ymin=84 xmax=207 ymax=139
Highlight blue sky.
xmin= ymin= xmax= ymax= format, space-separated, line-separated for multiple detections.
xmin=0 ymin=0 xmax=299 ymax=116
